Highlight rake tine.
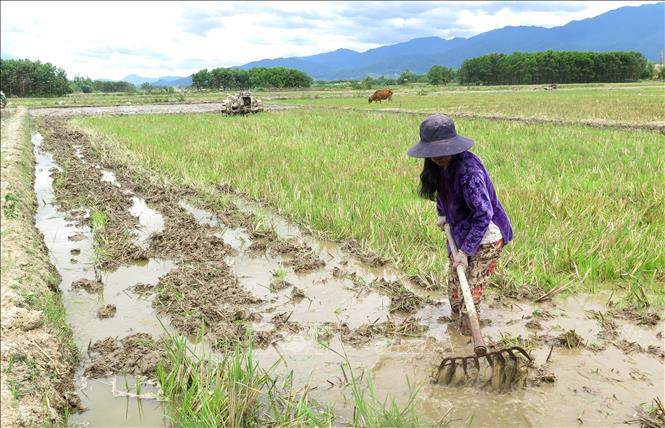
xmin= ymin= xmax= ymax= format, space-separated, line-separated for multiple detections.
xmin=501 ymin=351 xmax=518 ymax=392
xmin=490 ymin=351 xmax=506 ymax=391
xmin=437 ymin=358 xmax=456 ymax=385
xmin=509 ymin=346 xmax=532 ymax=361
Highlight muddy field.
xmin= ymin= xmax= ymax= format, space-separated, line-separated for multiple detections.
xmin=24 ymin=111 xmax=665 ymax=426
xmin=29 ymin=103 xmax=294 ymax=118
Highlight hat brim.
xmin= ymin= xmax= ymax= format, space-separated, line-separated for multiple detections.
xmin=407 ymin=134 xmax=475 ymax=158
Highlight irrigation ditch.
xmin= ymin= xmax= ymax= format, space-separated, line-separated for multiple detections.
xmin=10 ymin=107 xmax=664 ymax=425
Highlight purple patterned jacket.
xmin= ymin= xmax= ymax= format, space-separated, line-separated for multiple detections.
xmin=436 ymin=151 xmax=513 ymax=256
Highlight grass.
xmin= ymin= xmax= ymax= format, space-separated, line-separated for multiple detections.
xmin=157 ymin=332 xmax=336 ymax=427
xmin=157 ymin=327 xmax=435 ymax=426
xmin=77 ymin=109 xmax=664 ymax=305
xmin=89 ymin=208 xmax=110 ymax=268
xmin=3 ymin=192 xmax=19 ymax=219
xmin=9 ymin=81 xmax=664 ymax=123
xmin=270 ymin=83 xmax=665 ymax=124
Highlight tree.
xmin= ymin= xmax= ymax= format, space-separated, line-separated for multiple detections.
xmin=140 ymin=82 xmax=155 ymax=93
xmin=458 ymin=51 xmax=648 ymax=85
xmin=398 ymin=69 xmax=421 ymax=85
xmin=191 ymin=69 xmax=210 ymax=89
xmin=427 ymin=65 xmax=455 ymax=85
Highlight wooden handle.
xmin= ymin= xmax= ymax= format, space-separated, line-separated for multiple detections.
xmin=444 ymin=225 xmax=486 ymax=357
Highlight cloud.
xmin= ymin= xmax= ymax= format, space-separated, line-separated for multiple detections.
xmin=0 ymin=1 xmax=658 ymax=80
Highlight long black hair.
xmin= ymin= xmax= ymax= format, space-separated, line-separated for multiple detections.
xmin=418 ymin=158 xmax=440 ymax=201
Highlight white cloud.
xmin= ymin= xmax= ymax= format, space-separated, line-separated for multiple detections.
xmin=0 ymin=1 xmax=658 ymax=80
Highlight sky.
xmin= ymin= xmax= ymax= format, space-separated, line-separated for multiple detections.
xmin=0 ymin=1 xmax=659 ymax=80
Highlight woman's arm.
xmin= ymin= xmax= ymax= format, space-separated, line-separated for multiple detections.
xmin=460 ymin=171 xmax=493 ymax=255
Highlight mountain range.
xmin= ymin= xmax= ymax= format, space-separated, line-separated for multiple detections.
xmin=120 ymin=2 xmax=664 ymax=85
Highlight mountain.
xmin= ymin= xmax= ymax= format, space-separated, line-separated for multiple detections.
xmin=238 ymin=2 xmax=664 ymax=80
xmin=120 ymin=74 xmax=159 ymax=86
xmin=119 ymin=74 xmax=192 ymax=87
xmin=151 ymin=76 xmax=192 ymax=87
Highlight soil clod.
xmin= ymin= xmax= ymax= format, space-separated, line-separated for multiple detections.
xmin=85 ymin=333 xmax=165 ymax=378
xmin=71 ymin=278 xmax=104 ymax=293
xmin=96 ymin=304 xmax=117 ymax=319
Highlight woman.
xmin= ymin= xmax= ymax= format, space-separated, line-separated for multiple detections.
xmin=407 ymin=114 xmax=513 ymax=336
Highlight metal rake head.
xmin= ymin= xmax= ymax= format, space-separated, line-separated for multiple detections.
xmin=433 ymin=346 xmax=532 ymax=390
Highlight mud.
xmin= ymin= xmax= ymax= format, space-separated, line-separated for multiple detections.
xmin=84 ymin=334 xmax=165 ymax=378
xmin=342 ymin=239 xmax=389 ymax=267
xmin=96 ymin=304 xmax=117 ymax=319
xmin=30 ymin=103 xmax=293 ymax=118
xmin=153 ymin=260 xmax=262 ymax=345
xmin=71 ymin=278 xmax=104 ymax=293
xmin=32 ymin=117 xmax=665 ymax=427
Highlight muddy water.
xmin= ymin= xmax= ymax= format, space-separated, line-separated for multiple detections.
xmin=33 ymin=132 xmax=172 ymax=426
xmin=34 ymin=126 xmax=664 ymax=426
xmin=179 ymin=198 xmax=664 ymax=426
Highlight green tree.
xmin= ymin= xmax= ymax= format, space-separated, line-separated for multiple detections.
xmin=427 ymin=65 xmax=455 ymax=85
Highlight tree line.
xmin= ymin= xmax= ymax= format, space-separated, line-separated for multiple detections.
xmin=191 ymin=67 xmax=312 ymax=90
xmin=1 ymin=51 xmax=659 ymax=98
xmin=458 ymin=50 xmax=648 ymax=85
xmin=1 ymin=59 xmax=70 ymax=97
xmin=70 ymin=76 xmax=135 ymax=93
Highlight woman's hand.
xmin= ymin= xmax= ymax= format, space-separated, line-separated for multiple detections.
xmin=437 ymin=215 xmax=447 ymax=230
xmin=452 ymin=250 xmax=468 ymax=270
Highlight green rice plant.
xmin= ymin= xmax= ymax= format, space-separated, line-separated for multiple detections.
xmin=157 ymin=330 xmax=333 ymax=427
xmin=498 ymin=332 xmax=535 ymax=352
xmin=272 ymin=268 xmax=288 ymax=282
xmin=77 ymin=108 xmax=665 ymax=305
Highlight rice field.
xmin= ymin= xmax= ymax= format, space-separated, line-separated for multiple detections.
xmin=270 ymin=83 xmax=665 ymax=124
xmin=77 ymin=109 xmax=665 ymax=305
xmin=12 ymin=81 xmax=665 ymax=126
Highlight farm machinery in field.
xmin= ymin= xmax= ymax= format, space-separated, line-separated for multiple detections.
xmin=221 ymin=91 xmax=263 ymax=114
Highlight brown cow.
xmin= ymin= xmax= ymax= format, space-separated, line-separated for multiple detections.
xmin=368 ymin=88 xmax=393 ymax=103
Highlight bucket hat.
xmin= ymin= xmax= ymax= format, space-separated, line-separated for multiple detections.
xmin=407 ymin=114 xmax=474 ymax=158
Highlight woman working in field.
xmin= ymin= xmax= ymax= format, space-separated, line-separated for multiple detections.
xmin=407 ymin=115 xmax=513 ymax=336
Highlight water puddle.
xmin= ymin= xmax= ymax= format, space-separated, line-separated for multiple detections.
xmin=33 ymin=132 xmax=173 ymax=426
xmin=178 ymin=200 xmax=219 ymax=227
xmin=70 ymin=373 xmax=166 ymax=427
xmin=129 ymin=197 xmax=165 ymax=250
xmin=73 ymin=145 xmax=85 ymax=161
xmin=100 ymin=170 xmax=121 ymax=187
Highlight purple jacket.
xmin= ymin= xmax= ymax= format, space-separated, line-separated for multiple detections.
xmin=436 ymin=151 xmax=513 ymax=256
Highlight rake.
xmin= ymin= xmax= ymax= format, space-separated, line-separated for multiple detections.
xmin=433 ymin=224 xmax=531 ymax=391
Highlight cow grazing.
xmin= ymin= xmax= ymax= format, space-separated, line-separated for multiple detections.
xmin=368 ymin=88 xmax=393 ymax=103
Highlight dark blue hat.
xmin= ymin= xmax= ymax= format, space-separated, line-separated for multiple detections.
xmin=407 ymin=114 xmax=474 ymax=158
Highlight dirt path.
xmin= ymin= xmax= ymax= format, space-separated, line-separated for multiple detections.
xmin=29 ymin=103 xmax=295 ymax=118
xmin=31 ymin=116 xmax=664 ymax=426
xmin=0 ymin=108 xmax=79 ymax=426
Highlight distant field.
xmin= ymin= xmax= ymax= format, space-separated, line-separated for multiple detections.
xmin=270 ymin=83 xmax=665 ymax=124
xmin=77 ymin=109 xmax=665 ymax=304
xmin=10 ymin=81 xmax=664 ymax=125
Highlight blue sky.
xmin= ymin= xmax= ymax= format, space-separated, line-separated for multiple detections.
xmin=0 ymin=1 xmax=658 ymax=80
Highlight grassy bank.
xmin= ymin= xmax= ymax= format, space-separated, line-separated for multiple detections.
xmin=0 ymin=108 xmax=78 ymax=425
xmin=77 ymin=109 xmax=664 ymax=304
